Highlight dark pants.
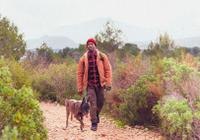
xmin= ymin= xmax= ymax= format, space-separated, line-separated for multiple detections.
xmin=87 ymin=86 xmax=104 ymax=123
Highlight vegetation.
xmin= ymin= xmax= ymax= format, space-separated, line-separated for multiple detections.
xmin=1 ymin=15 xmax=200 ymax=139
xmin=0 ymin=59 xmax=47 ymax=140
xmin=0 ymin=16 xmax=26 ymax=60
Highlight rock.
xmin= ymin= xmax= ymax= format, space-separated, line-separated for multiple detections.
xmin=135 ymin=125 xmax=144 ymax=129
xmin=100 ymin=133 xmax=106 ymax=137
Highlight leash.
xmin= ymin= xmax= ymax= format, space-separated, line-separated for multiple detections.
xmin=82 ymin=91 xmax=88 ymax=102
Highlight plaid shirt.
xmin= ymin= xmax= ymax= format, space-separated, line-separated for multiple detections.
xmin=87 ymin=50 xmax=100 ymax=87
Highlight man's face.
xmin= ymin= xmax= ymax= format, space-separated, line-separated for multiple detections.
xmin=87 ymin=42 xmax=96 ymax=51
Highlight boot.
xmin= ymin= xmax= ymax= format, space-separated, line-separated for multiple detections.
xmin=91 ymin=123 xmax=98 ymax=131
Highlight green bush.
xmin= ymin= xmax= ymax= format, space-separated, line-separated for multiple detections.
xmin=153 ymin=98 xmax=193 ymax=140
xmin=0 ymin=59 xmax=31 ymax=89
xmin=32 ymin=62 xmax=79 ymax=104
xmin=1 ymin=126 xmax=19 ymax=140
xmin=7 ymin=60 xmax=31 ymax=89
xmin=161 ymin=58 xmax=194 ymax=82
xmin=116 ymin=74 xmax=159 ymax=125
xmin=152 ymin=58 xmax=195 ymax=95
xmin=0 ymin=59 xmax=47 ymax=140
xmin=151 ymin=57 xmax=200 ymax=139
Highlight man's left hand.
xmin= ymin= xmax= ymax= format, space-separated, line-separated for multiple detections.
xmin=104 ymin=85 xmax=111 ymax=91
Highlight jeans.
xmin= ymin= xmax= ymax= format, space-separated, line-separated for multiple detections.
xmin=87 ymin=86 xmax=104 ymax=123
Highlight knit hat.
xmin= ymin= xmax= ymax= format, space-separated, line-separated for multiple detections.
xmin=86 ymin=38 xmax=96 ymax=46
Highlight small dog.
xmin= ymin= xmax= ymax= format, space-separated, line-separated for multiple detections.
xmin=65 ymin=97 xmax=89 ymax=131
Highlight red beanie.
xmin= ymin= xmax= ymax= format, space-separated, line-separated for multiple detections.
xmin=86 ymin=38 xmax=96 ymax=46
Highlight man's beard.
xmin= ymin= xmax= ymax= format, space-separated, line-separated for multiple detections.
xmin=88 ymin=47 xmax=96 ymax=51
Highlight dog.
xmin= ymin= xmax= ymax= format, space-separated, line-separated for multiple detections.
xmin=65 ymin=97 xmax=89 ymax=131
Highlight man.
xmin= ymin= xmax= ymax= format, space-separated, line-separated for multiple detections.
xmin=77 ymin=38 xmax=112 ymax=131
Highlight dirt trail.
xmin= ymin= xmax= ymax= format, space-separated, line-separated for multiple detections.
xmin=40 ymin=102 xmax=163 ymax=140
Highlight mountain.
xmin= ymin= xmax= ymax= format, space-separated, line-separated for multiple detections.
xmin=139 ymin=36 xmax=200 ymax=49
xmin=27 ymin=18 xmax=200 ymax=50
xmin=134 ymin=37 xmax=200 ymax=50
xmin=48 ymin=18 xmax=156 ymax=44
xmin=175 ymin=36 xmax=200 ymax=47
xmin=26 ymin=35 xmax=78 ymax=50
xmin=48 ymin=18 xmax=111 ymax=43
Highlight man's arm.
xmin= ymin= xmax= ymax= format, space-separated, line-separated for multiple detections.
xmin=102 ymin=54 xmax=112 ymax=87
xmin=77 ymin=57 xmax=84 ymax=93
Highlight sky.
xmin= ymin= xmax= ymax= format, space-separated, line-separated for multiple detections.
xmin=1 ymin=0 xmax=200 ymax=40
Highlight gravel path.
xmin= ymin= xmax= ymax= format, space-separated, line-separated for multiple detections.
xmin=40 ymin=102 xmax=163 ymax=140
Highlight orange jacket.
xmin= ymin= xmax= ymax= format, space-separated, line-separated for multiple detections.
xmin=77 ymin=49 xmax=112 ymax=92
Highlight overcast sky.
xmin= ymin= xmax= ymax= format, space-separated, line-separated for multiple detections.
xmin=1 ymin=0 xmax=200 ymax=40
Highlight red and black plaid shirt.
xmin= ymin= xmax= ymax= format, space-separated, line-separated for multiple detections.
xmin=87 ymin=50 xmax=100 ymax=87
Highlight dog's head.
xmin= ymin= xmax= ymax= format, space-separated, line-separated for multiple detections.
xmin=80 ymin=97 xmax=90 ymax=115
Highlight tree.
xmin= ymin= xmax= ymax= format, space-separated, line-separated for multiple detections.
xmin=116 ymin=43 xmax=140 ymax=59
xmin=36 ymin=42 xmax=54 ymax=64
xmin=144 ymin=33 xmax=175 ymax=57
xmin=122 ymin=43 xmax=140 ymax=56
xmin=95 ymin=21 xmax=124 ymax=52
xmin=159 ymin=33 xmax=175 ymax=51
xmin=58 ymin=47 xmax=71 ymax=58
xmin=0 ymin=16 xmax=26 ymax=60
xmin=58 ymin=45 xmax=85 ymax=61
xmin=184 ymin=46 xmax=200 ymax=57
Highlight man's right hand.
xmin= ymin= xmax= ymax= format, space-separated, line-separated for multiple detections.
xmin=78 ymin=91 xmax=83 ymax=96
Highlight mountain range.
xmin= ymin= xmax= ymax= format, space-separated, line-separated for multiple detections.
xmin=26 ymin=18 xmax=200 ymax=50
xmin=26 ymin=35 xmax=78 ymax=50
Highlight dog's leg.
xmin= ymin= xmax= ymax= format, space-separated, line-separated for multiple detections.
xmin=76 ymin=114 xmax=84 ymax=131
xmin=66 ymin=107 xmax=70 ymax=128
xmin=75 ymin=115 xmax=84 ymax=131
xmin=80 ymin=117 xmax=84 ymax=131
xmin=71 ymin=112 xmax=73 ymax=121
xmin=71 ymin=103 xmax=75 ymax=121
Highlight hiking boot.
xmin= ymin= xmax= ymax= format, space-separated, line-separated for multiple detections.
xmin=91 ymin=123 xmax=98 ymax=131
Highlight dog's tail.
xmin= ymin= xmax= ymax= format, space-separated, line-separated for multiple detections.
xmin=65 ymin=98 xmax=69 ymax=106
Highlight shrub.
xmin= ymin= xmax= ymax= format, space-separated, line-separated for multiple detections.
xmin=116 ymin=74 xmax=160 ymax=125
xmin=0 ymin=58 xmax=31 ymax=89
xmin=151 ymin=58 xmax=197 ymax=97
xmin=153 ymin=98 xmax=193 ymax=140
xmin=32 ymin=62 xmax=78 ymax=104
xmin=1 ymin=126 xmax=18 ymax=140
xmin=151 ymin=58 xmax=200 ymax=139
xmin=113 ymin=54 xmax=150 ymax=89
xmin=0 ymin=59 xmax=47 ymax=139
xmin=7 ymin=60 xmax=32 ymax=89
